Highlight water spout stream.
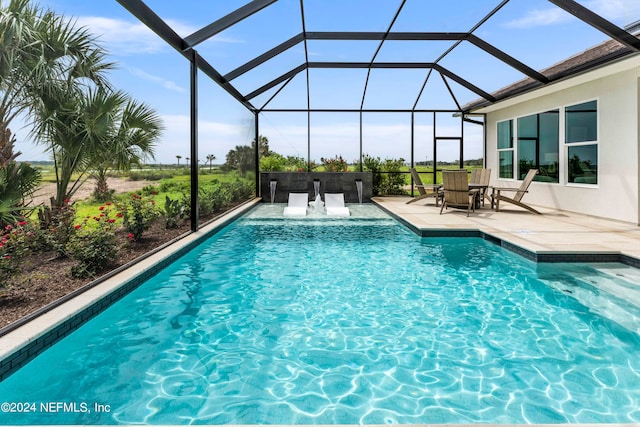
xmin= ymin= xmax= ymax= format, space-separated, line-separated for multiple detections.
xmin=269 ymin=180 xmax=277 ymax=204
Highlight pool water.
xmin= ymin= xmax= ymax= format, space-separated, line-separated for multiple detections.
xmin=1 ymin=205 xmax=640 ymax=424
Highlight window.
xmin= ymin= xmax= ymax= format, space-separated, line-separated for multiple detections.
xmin=566 ymin=100 xmax=597 ymax=184
xmin=497 ymin=120 xmax=513 ymax=179
xmin=517 ymin=110 xmax=559 ymax=182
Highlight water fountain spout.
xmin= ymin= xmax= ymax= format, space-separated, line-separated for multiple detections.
xmin=313 ymin=179 xmax=320 ymax=199
xmin=308 ymin=193 xmax=325 ymax=213
xmin=355 ymin=179 xmax=363 ymax=204
xmin=269 ymin=180 xmax=277 ymax=204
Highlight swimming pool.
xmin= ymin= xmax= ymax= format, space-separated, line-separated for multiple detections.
xmin=1 ymin=204 xmax=640 ymax=424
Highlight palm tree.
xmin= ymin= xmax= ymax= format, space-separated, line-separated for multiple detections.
xmin=3 ymin=0 xmax=114 ymax=208
xmin=224 ymin=145 xmax=254 ymax=176
xmin=176 ymin=155 xmax=182 ymax=166
xmin=253 ymin=135 xmax=270 ymax=157
xmin=88 ymin=90 xmax=163 ymax=201
xmin=206 ymin=154 xmax=216 ymax=171
xmin=1 ymin=0 xmax=113 ymax=140
xmin=0 ymin=159 xmax=41 ymax=226
xmin=1 ymin=0 xmax=112 ymax=210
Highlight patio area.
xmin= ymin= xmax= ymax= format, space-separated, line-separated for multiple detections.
xmin=373 ymin=196 xmax=640 ymax=264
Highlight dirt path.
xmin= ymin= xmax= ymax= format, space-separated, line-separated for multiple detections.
xmin=31 ymin=177 xmax=155 ymax=206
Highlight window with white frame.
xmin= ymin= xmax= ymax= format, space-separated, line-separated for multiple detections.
xmin=565 ymin=100 xmax=597 ymax=185
xmin=497 ymin=120 xmax=513 ymax=179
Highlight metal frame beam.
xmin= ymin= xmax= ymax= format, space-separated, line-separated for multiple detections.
xmin=184 ymin=0 xmax=277 ymax=48
xmin=224 ymin=34 xmax=304 ymax=81
xmin=246 ymin=64 xmax=306 ymax=100
xmin=189 ymin=49 xmax=199 ymax=232
xmin=116 ymin=0 xmax=255 ymax=111
xmin=246 ymin=61 xmax=495 ymax=103
xmin=259 ymin=109 xmax=461 ymax=113
xmin=467 ymin=35 xmax=549 ymax=83
xmin=305 ymin=31 xmax=467 ymax=41
xmin=116 ymin=0 xmax=185 ymax=51
xmin=548 ymin=0 xmax=640 ymax=52
xmin=227 ymin=31 xmax=549 ymax=87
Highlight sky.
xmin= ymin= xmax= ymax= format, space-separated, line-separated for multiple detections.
xmin=10 ymin=0 xmax=640 ymax=164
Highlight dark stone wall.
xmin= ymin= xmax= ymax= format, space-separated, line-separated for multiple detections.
xmin=260 ymin=172 xmax=373 ymax=203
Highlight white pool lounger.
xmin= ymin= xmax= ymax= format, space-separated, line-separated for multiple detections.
xmin=283 ymin=192 xmax=309 ymax=217
xmin=324 ymin=193 xmax=350 ymax=217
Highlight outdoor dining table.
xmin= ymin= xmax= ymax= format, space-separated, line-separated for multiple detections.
xmin=469 ymin=183 xmax=489 ymax=209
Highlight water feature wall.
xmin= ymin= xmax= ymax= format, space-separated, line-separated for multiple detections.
xmin=260 ymin=172 xmax=373 ymax=203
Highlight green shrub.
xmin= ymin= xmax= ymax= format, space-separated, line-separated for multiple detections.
xmin=158 ymin=180 xmax=188 ymax=194
xmin=117 ymin=193 xmax=161 ymax=242
xmin=259 ymin=154 xmax=287 ymax=171
xmin=363 ymin=154 xmax=406 ymax=195
xmin=141 ymin=185 xmax=160 ymax=196
xmin=380 ymin=158 xmax=407 ymax=195
xmin=197 ymin=179 xmax=251 ymax=217
xmin=0 ymin=220 xmax=39 ymax=281
xmin=227 ymin=179 xmax=253 ymax=201
xmin=164 ymin=195 xmax=188 ymax=229
xmin=199 ymin=182 xmax=231 ymax=216
xmin=66 ymin=206 xmax=119 ymax=279
xmin=363 ymin=155 xmax=383 ymax=196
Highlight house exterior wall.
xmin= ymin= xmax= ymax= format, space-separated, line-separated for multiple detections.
xmin=483 ymin=59 xmax=640 ymax=224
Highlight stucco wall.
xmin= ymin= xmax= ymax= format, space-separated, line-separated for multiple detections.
xmin=484 ymin=62 xmax=640 ymax=224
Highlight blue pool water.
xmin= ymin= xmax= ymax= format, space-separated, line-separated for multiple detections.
xmin=1 ymin=204 xmax=640 ymax=424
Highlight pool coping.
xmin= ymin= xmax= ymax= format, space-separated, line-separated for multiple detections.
xmin=372 ymin=200 xmax=640 ymax=268
xmin=0 ymin=198 xmax=261 ymax=382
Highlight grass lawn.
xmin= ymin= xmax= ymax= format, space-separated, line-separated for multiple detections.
xmin=36 ymin=167 xmax=252 ymax=223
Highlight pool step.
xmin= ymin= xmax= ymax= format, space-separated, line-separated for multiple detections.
xmin=540 ymin=263 xmax=640 ymax=334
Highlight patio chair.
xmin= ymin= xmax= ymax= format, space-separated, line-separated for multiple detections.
xmin=324 ymin=193 xmax=350 ymax=217
xmin=470 ymin=168 xmax=492 ymax=207
xmin=406 ymin=167 xmax=441 ymax=206
xmin=283 ymin=192 xmax=308 ymax=217
xmin=439 ymin=170 xmax=479 ymax=216
xmin=491 ymin=169 xmax=541 ymax=214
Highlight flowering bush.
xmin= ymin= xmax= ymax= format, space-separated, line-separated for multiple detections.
xmin=141 ymin=185 xmax=159 ymax=196
xmin=320 ymin=155 xmax=348 ymax=172
xmin=117 ymin=193 xmax=161 ymax=242
xmin=37 ymin=199 xmax=77 ymax=255
xmin=0 ymin=220 xmax=39 ymax=282
xmin=66 ymin=205 xmax=119 ymax=278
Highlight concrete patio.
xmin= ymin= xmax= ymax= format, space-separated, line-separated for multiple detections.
xmin=373 ymin=196 xmax=640 ymax=265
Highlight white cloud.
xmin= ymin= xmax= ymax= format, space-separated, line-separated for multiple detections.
xmin=75 ymin=16 xmax=241 ymax=56
xmin=76 ymin=16 xmax=171 ymax=55
xmin=503 ymin=8 xmax=572 ymax=29
xmin=504 ymin=0 xmax=640 ymax=29
xmin=585 ymin=0 xmax=640 ymax=25
xmin=127 ymin=67 xmax=186 ymax=93
xmin=156 ymin=115 xmax=254 ymax=164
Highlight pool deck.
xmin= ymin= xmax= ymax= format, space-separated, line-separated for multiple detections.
xmin=373 ymin=196 xmax=640 ymax=264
